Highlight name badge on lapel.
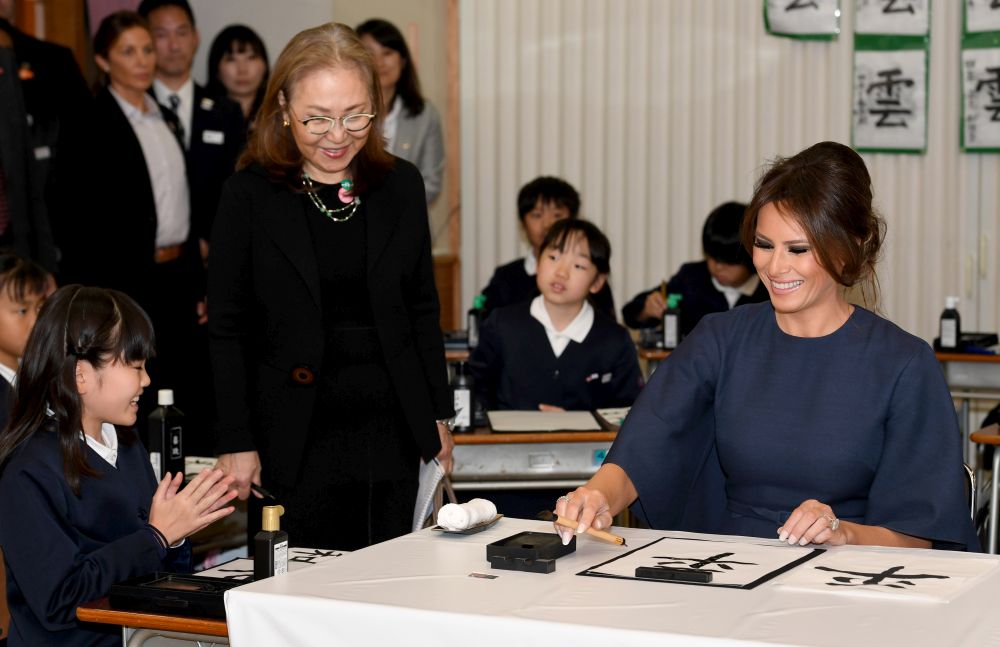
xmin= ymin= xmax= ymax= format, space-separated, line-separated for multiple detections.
xmin=200 ymin=97 xmax=215 ymax=111
xmin=202 ymin=130 xmax=225 ymax=145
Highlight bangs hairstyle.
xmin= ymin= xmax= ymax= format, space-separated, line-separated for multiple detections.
xmin=355 ymin=18 xmax=425 ymax=116
xmin=0 ymin=251 xmax=49 ymax=303
xmin=0 ymin=286 xmax=155 ymax=495
xmin=517 ymin=176 xmax=581 ymax=220
xmin=702 ymin=202 xmax=751 ymax=269
xmin=206 ymin=24 xmax=269 ymax=120
xmin=741 ymin=142 xmax=885 ymax=308
xmin=541 ymin=219 xmax=611 ymax=275
xmin=239 ymin=22 xmax=393 ymax=193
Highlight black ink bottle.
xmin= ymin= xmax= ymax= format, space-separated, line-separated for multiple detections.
xmin=451 ymin=361 xmax=474 ymax=433
xmin=939 ymin=296 xmax=961 ymax=350
xmin=254 ymin=505 xmax=288 ymax=581
xmin=662 ymin=293 xmax=682 ymax=350
xmin=467 ymin=294 xmax=486 ymax=349
xmin=147 ymin=389 xmax=184 ymax=480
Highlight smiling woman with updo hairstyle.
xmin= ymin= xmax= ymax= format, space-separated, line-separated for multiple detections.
xmin=209 ymin=22 xmax=454 ymax=550
xmin=553 ymin=141 xmax=979 ymax=552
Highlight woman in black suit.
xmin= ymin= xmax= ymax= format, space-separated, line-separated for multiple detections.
xmin=210 ymin=22 xmax=454 ymax=551
xmin=62 ymin=11 xmax=202 ymax=438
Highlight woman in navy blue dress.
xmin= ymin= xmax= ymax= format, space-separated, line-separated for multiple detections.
xmin=555 ymin=142 xmax=978 ymax=551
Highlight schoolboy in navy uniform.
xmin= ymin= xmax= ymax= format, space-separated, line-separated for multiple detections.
xmin=622 ymin=201 xmax=769 ymax=338
xmin=471 ymin=219 xmax=641 ymax=411
xmin=479 ymin=176 xmax=616 ymax=319
xmin=0 ymin=252 xmax=50 ymax=431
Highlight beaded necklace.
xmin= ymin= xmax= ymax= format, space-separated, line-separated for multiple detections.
xmin=302 ymin=172 xmax=360 ymax=222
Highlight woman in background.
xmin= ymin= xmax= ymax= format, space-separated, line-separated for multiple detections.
xmin=356 ymin=18 xmax=444 ymax=205
xmin=206 ymin=24 xmax=269 ymax=130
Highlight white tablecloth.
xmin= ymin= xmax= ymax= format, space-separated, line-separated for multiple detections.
xmin=224 ymin=518 xmax=1000 ymax=646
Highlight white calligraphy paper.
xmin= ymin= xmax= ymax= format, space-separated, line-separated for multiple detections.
xmin=855 ymin=0 xmax=929 ymax=35
xmin=580 ymin=536 xmax=822 ymax=589
xmin=767 ymin=0 xmax=841 ymax=36
xmin=962 ymin=47 xmax=1000 ymax=150
xmin=966 ymin=0 xmax=1000 ymax=34
xmin=853 ymin=48 xmax=927 ymax=151
xmin=776 ymin=549 xmax=998 ymax=602
xmin=196 ymin=548 xmax=348 ymax=582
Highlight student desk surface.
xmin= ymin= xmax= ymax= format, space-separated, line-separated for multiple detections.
xmin=223 ymin=517 xmax=1000 ymax=647
xmin=76 ymin=597 xmax=228 ymax=638
xmin=451 ymin=427 xmax=615 ymax=490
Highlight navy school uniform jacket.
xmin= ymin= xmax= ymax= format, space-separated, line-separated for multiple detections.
xmin=621 ymin=261 xmax=769 ymax=336
xmin=480 ymin=257 xmax=617 ymax=320
xmin=0 ymin=424 xmax=188 ymax=646
xmin=469 ymin=301 xmax=643 ymax=411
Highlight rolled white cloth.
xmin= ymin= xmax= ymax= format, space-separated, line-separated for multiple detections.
xmin=437 ymin=498 xmax=498 ymax=531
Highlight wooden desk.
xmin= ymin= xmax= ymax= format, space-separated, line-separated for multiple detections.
xmin=451 ymin=426 xmax=616 ymax=491
xmin=936 ymin=352 xmax=1000 ymax=468
xmin=77 ymin=597 xmax=228 ymax=643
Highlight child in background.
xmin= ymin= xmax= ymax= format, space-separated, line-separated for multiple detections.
xmin=0 ymin=286 xmax=237 ymax=647
xmin=471 ymin=219 xmax=642 ymax=412
xmin=0 ymin=252 xmax=51 ymax=431
xmin=622 ymin=201 xmax=769 ymax=338
xmin=479 ymin=176 xmax=616 ymax=319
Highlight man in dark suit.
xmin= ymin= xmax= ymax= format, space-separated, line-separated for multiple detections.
xmin=137 ymin=0 xmax=244 ymax=455
xmin=0 ymin=2 xmax=88 ymax=273
xmin=138 ymin=0 xmax=245 ymax=261
xmin=0 ymin=41 xmax=55 ymax=272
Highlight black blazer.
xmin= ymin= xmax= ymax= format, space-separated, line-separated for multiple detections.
xmin=62 ymin=88 xmax=199 ymax=305
xmin=208 ymin=160 xmax=453 ymax=486
xmin=161 ymin=84 xmax=245 ymax=243
xmin=0 ymin=47 xmax=56 ymax=271
xmin=0 ymin=19 xmax=90 ymax=274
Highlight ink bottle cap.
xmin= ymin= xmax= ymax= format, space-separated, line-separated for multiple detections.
xmin=262 ymin=505 xmax=285 ymax=532
xmin=157 ymin=389 xmax=174 ymax=406
xmin=667 ymin=293 xmax=683 ymax=310
xmin=946 ymin=296 xmax=960 ymax=310
xmin=473 ymin=294 xmax=487 ymax=311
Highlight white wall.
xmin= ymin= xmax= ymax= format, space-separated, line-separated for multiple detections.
xmin=460 ymin=0 xmax=1000 ymax=342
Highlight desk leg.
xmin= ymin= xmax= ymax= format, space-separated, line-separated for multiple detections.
xmin=126 ymin=627 xmax=230 ymax=646
xmin=990 ymin=449 xmax=999 ymax=555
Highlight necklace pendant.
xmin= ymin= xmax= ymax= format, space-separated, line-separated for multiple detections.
xmin=338 ymin=187 xmax=353 ymax=204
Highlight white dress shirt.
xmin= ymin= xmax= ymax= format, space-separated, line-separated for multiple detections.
xmin=523 ymin=253 xmax=537 ymax=277
xmin=82 ymin=422 xmax=119 ymax=467
xmin=110 ymin=88 xmax=190 ymax=248
xmin=529 ymin=295 xmax=594 ymax=358
xmin=152 ymin=77 xmax=194 ymax=149
xmin=0 ymin=362 xmax=16 ymax=386
xmin=711 ymin=274 xmax=761 ymax=309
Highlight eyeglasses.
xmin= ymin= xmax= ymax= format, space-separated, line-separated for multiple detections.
xmin=291 ymin=109 xmax=376 ymax=135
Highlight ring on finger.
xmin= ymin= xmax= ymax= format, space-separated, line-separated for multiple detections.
xmin=823 ymin=514 xmax=840 ymax=532
xmin=557 ymin=495 xmax=569 ymax=503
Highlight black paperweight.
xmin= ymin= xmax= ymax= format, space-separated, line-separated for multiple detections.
xmin=486 ymin=531 xmax=576 ymax=574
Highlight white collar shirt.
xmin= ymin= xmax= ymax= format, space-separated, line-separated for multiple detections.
xmin=523 ymin=253 xmax=537 ymax=277
xmin=0 ymin=362 xmax=16 ymax=386
xmin=110 ymin=87 xmax=190 ymax=248
xmin=712 ymin=274 xmax=761 ymax=309
xmin=529 ymin=295 xmax=594 ymax=358
xmin=82 ymin=422 xmax=119 ymax=467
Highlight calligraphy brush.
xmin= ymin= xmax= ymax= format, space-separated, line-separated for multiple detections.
xmin=536 ymin=510 xmax=627 ymax=546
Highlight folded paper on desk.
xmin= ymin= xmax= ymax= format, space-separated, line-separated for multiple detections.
xmin=487 ymin=410 xmax=601 ymax=432
xmin=413 ymin=458 xmax=446 ymax=532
